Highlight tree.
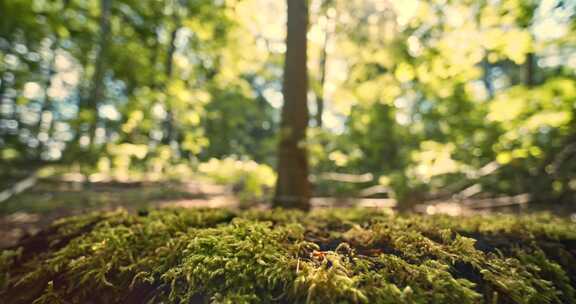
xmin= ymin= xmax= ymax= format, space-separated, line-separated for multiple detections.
xmin=314 ymin=0 xmax=336 ymax=128
xmin=273 ymin=0 xmax=311 ymax=210
xmin=76 ymin=0 xmax=112 ymax=152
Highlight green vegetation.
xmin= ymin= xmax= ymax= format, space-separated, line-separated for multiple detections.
xmin=198 ymin=157 xmax=276 ymax=204
xmin=1 ymin=1 xmax=576 ymax=302
xmin=2 ymin=208 xmax=575 ymax=303
xmin=1 ymin=0 xmax=575 ymax=208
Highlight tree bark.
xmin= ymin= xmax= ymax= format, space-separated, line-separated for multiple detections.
xmin=165 ymin=20 xmax=179 ymax=80
xmin=481 ymin=56 xmax=494 ymax=99
xmin=524 ymin=52 xmax=536 ymax=87
xmin=273 ymin=0 xmax=311 ymax=210
xmin=316 ymin=27 xmax=329 ymax=128
xmin=0 ymin=71 xmax=6 ymax=122
xmin=35 ymin=42 xmax=57 ymax=156
xmin=162 ymin=10 xmax=181 ymax=152
xmin=315 ymin=0 xmax=335 ymax=128
xmin=80 ymin=0 xmax=112 ymax=149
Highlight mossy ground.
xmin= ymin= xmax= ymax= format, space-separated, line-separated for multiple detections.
xmin=1 ymin=208 xmax=575 ymax=303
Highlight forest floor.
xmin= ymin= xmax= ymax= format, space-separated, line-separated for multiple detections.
xmin=1 ymin=208 xmax=575 ymax=303
xmin=2 ymin=176 xmax=576 ymax=303
xmin=0 ymin=178 xmax=239 ymax=248
xmin=2 ymin=176 xmax=575 ymax=249
xmin=0 ymin=177 xmax=401 ymax=248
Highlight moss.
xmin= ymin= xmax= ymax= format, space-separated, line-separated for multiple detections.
xmin=1 ymin=208 xmax=575 ymax=303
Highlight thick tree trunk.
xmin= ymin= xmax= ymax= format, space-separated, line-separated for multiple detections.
xmin=273 ymin=0 xmax=311 ymax=210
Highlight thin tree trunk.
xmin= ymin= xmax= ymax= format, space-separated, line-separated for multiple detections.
xmin=481 ymin=55 xmax=494 ymax=99
xmin=315 ymin=0 xmax=335 ymax=128
xmin=273 ymin=0 xmax=311 ymax=210
xmin=165 ymin=23 xmax=178 ymax=80
xmin=0 ymin=71 xmax=6 ymax=122
xmin=316 ymin=27 xmax=329 ymax=128
xmin=524 ymin=52 xmax=536 ymax=87
xmin=163 ymin=12 xmax=180 ymax=151
xmin=67 ymin=0 xmax=111 ymax=178
xmin=83 ymin=0 xmax=112 ymax=149
xmin=35 ymin=40 xmax=58 ymax=156
xmin=148 ymin=8 xmax=162 ymax=89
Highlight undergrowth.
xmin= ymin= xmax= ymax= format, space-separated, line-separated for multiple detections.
xmin=1 ymin=208 xmax=575 ymax=303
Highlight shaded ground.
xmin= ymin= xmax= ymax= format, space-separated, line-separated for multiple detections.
xmin=2 ymin=177 xmax=573 ymax=250
xmin=0 ymin=177 xmax=400 ymax=248
xmin=0 ymin=179 xmax=238 ymax=248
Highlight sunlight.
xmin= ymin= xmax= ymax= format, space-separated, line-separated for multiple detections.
xmin=390 ymin=0 xmax=419 ymax=26
xmin=262 ymin=88 xmax=283 ymax=108
xmin=99 ymin=104 xmax=120 ymax=121
xmin=22 ymin=82 xmax=42 ymax=100
xmin=1 ymin=0 xmax=576 ymax=301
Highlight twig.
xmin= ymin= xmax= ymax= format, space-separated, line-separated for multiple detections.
xmin=0 ymin=171 xmax=39 ymax=203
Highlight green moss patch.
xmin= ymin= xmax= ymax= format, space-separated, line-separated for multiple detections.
xmin=1 ymin=208 xmax=575 ymax=303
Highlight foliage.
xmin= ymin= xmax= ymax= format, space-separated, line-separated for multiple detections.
xmin=198 ymin=157 xmax=276 ymax=204
xmin=2 ymin=208 xmax=576 ymax=303
xmin=1 ymin=0 xmax=576 ymax=206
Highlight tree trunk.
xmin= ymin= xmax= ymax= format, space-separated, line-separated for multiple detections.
xmin=35 ymin=42 xmax=57 ymax=156
xmin=0 ymin=71 xmax=6 ymax=122
xmin=162 ymin=10 xmax=181 ymax=156
xmin=80 ymin=0 xmax=112 ymax=149
xmin=165 ymin=20 xmax=178 ymax=80
xmin=315 ymin=0 xmax=335 ymax=128
xmin=315 ymin=27 xmax=329 ymax=128
xmin=273 ymin=0 xmax=311 ymax=210
xmin=524 ymin=52 xmax=536 ymax=87
xmin=481 ymin=55 xmax=494 ymax=99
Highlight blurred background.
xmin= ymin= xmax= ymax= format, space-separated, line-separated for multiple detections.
xmin=1 ymin=0 xmax=575 ymax=245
